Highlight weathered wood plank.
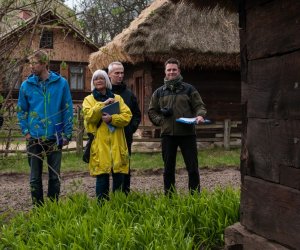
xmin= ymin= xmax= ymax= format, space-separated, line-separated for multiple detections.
xmin=245 ymin=118 xmax=300 ymax=182
xmin=280 ymin=165 xmax=300 ymax=190
xmin=225 ymin=222 xmax=290 ymax=250
xmin=224 ymin=119 xmax=231 ymax=150
xmin=246 ymin=0 xmax=300 ymax=60
xmin=215 ymin=133 xmax=241 ymax=138
xmin=133 ymin=138 xmax=223 ymax=143
xmin=246 ymin=51 xmax=300 ymax=119
xmin=240 ymin=176 xmax=300 ymax=249
xmin=245 ymin=0 xmax=274 ymax=10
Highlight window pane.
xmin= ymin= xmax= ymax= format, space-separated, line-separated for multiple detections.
xmin=40 ymin=31 xmax=53 ymax=49
xmin=70 ymin=66 xmax=84 ymax=90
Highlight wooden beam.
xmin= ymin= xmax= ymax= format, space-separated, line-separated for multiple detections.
xmin=241 ymin=176 xmax=300 ymax=249
xmin=246 ymin=0 xmax=300 ymax=60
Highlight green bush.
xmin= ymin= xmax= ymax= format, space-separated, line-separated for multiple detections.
xmin=0 ymin=188 xmax=240 ymax=249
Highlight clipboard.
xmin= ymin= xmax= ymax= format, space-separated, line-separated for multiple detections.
xmin=101 ymin=101 xmax=120 ymax=115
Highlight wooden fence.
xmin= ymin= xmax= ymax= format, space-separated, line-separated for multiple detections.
xmin=135 ymin=119 xmax=242 ymax=149
xmin=0 ymin=104 xmax=242 ymax=155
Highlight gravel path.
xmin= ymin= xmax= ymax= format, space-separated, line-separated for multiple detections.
xmin=0 ymin=167 xmax=241 ymax=213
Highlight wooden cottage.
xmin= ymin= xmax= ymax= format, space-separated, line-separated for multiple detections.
xmin=89 ymin=0 xmax=240 ymax=125
xmin=0 ymin=1 xmax=98 ymax=103
xmin=171 ymin=0 xmax=300 ymax=249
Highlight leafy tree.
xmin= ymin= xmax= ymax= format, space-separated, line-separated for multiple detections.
xmin=77 ymin=0 xmax=152 ymax=46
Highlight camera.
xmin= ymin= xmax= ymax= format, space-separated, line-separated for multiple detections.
xmin=160 ymin=107 xmax=173 ymax=117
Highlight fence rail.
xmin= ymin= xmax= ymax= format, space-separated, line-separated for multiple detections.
xmin=134 ymin=119 xmax=242 ymax=149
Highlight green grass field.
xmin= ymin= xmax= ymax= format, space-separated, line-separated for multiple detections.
xmin=0 ymin=147 xmax=241 ymax=249
xmin=0 ymin=147 xmax=240 ymax=173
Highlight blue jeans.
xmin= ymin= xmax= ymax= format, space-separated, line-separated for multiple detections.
xmin=27 ymin=139 xmax=62 ymax=205
xmin=96 ymin=172 xmax=125 ymax=201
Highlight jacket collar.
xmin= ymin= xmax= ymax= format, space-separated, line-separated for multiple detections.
xmin=26 ymin=71 xmax=60 ymax=85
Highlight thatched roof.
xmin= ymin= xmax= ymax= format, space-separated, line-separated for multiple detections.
xmin=169 ymin=0 xmax=238 ymax=11
xmin=89 ymin=0 xmax=239 ymax=71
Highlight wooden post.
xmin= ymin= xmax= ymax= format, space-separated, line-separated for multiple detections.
xmin=4 ymin=104 xmax=13 ymax=157
xmin=76 ymin=106 xmax=83 ymax=155
xmin=223 ymin=119 xmax=231 ymax=150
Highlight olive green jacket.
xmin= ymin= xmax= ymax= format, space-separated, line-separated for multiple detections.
xmin=148 ymin=82 xmax=206 ymax=136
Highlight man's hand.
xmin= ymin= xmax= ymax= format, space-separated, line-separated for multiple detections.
xmin=25 ymin=133 xmax=31 ymax=140
xmin=62 ymin=138 xmax=69 ymax=146
xmin=195 ymin=116 xmax=205 ymax=124
xmin=102 ymin=112 xmax=112 ymax=124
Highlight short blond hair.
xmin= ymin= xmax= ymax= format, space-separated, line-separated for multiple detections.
xmin=31 ymin=50 xmax=49 ymax=64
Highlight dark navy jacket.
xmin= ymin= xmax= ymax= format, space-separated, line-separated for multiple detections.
xmin=112 ymin=83 xmax=141 ymax=146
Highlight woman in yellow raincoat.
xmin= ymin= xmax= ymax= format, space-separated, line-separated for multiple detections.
xmin=82 ymin=69 xmax=132 ymax=201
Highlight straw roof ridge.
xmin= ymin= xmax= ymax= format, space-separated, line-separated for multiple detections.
xmin=124 ymin=1 xmax=239 ymax=66
xmin=169 ymin=0 xmax=238 ymax=11
xmin=89 ymin=0 xmax=239 ymax=71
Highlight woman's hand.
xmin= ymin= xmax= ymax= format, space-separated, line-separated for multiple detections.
xmin=104 ymin=98 xmax=115 ymax=106
xmin=102 ymin=112 xmax=112 ymax=124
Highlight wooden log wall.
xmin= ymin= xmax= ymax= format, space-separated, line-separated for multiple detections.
xmin=237 ymin=0 xmax=300 ymax=248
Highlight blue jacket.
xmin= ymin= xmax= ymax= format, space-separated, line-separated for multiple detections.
xmin=17 ymin=71 xmax=73 ymax=141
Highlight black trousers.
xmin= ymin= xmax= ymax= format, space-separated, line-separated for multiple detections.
xmin=122 ymin=140 xmax=132 ymax=195
xmin=96 ymin=173 xmax=125 ymax=201
xmin=161 ymin=135 xmax=200 ymax=194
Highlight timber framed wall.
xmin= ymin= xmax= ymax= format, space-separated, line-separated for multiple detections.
xmin=226 ymin=0 xmax=300 ymax=249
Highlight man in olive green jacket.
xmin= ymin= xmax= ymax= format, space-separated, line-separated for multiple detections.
xmin=148 ymin=58 xmax=206 ymax=195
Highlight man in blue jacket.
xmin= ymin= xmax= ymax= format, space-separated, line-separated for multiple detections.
xmin=17 ymin=50 xmax=73 ymax=205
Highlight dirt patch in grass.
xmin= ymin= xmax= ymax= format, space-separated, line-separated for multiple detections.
xmin=0 ymin=167 xmax=240 ymax=214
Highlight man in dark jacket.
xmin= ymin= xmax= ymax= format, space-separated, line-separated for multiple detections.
xmin=148 ymin=58 xmax=207 ymax=195
xmin=108 ymin=62 xmax=141 ymax=194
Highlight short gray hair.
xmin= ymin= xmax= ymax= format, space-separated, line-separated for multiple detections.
xmin=91 ymin=69 xmax=112 ymax=91
xmin=108 ymin=61 xmax=124 ymax=74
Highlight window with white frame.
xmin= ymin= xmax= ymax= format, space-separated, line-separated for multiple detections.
xmin=69 ymin=65 xmax=84 ymax=90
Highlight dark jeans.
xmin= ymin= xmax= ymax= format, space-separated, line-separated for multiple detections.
xmin=96 ymin=172 xmax=125 ymax=201
xmin=161 ymin=135 xmax=200 ymax=195
xmin=27 ymin=139 xmax=62 ymax=205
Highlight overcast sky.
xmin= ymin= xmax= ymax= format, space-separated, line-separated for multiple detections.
xmin=64 ymin=0 xmax=76 ymax=8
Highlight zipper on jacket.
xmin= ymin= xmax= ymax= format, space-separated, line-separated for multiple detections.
xmin=41 ymin=78 xmax=54 ymax=138
xmin=39 ymin=81 xmax=48 ymax=137
xmin=42 ymin=78 xmax=56 ymax=139
xmin=172 ymin=94 xmax=177 ymax=135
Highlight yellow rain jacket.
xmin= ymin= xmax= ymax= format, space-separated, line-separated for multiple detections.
xmin=82 ymin=94 xmax=132 ymax=176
